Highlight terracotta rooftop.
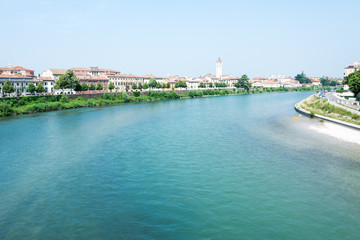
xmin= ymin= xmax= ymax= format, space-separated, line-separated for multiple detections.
xmin=107 ymin=74 xmax=142 ymax=78
xmin=0 ymin=73 xmax=34 ymax=79
xmin=0 ymin=65 xmax=33 ymax=72
xmin=39 ymin=76 xmax=54 ymax=81
xmin=48 ymin=69 xmax=67 ymax=75
xmin=143 ymin=74 xmax=162 ymax=79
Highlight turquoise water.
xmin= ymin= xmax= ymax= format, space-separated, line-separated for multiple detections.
xmin=0 ymin=92 xmax=360 ymax=239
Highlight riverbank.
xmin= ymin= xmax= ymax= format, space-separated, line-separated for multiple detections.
xmin=295 ymin=94 xmax=360 ymax=129
xmin=1 ymin=87 xmax=315 ymax=117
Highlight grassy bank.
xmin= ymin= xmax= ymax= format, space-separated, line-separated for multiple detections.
xmin=300 ymin=95 xmax=360 ymax=125
xmin=0 ymin=87 xmax=316 ymax=117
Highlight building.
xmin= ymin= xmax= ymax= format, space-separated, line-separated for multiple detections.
xmin=143 ymin=74 xmax=164 ymax=84
xmin=184 ymin=79 xmax=200 ymax=89
xmin=108 ymin=74 xmax=143 ymax=91
xmin=282 ymin=80 xmax=302 ymax=89
xmin=41 ymin=69 xmax=67 ymax=81
xmin=216 ymin=57 xmax=222 ymax=79
xmin=38 ymin=77 xmax=55 ymax=93
xmin=0 ymin=65 xmax=36 ymax=94
xmin=344 ymin=61 xmax=360 ymax=77
xmin=41 ymin=67 xmax=121 ymax=90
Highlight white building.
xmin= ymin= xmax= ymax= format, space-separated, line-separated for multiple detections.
xmin=38 ymin=77 xmax=55 ymax=93
xmin=41 ymin=69 xmax=67 ymax=81
xmin=344 ymin=61 xmax=360 ymax=77
xmin=142 ymin=74 xmax=164 ymax=85
xmin=0 ymin=65 xmax=37 ymax=94
xmin=108 ymin=74 xmax=143 ymax=91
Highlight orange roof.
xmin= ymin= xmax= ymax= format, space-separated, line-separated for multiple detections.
xmin=143 ymin=74 xmax=162 ymax=79
xmin=0 ymin=65 xmax=33 ymax=72
xmin=77 ymin=75 xmax=108 ymax=80
xmin=107 ymin=74 xmax=142 ymax=78
xmin=39 ymin=76 xmax=54 ymax=81
xmin=0 ymin=73 xmax=34 ymax=79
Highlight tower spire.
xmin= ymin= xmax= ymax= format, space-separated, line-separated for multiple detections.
xmin=216 ymin=57 xmax=222 ymax=79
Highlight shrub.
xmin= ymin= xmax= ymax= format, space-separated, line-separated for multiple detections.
xmin=0 ymin=102 xmax=14 ymax=117
xmin=133 ymin=91 xmax=140 ymax=97
xmin=310 ymin=111 xmax=316 ymax=118
xmin=60 ymin=94 xmax=69 ymax=103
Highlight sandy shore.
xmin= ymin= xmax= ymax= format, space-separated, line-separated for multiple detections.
xmin=309 ymin=121 xmax=360 ymax=145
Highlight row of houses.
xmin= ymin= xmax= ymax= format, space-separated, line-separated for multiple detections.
xmin=0 ymin=63 xmax=349 ymax=95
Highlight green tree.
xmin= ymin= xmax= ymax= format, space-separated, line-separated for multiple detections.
xmin=199 ymin=82 xmax=206 ymax=88
xmin=209 ymin=82 xmax=213 ymax=88
xmin=81 ymin=83 xmax=89 ymax=91
xmin=295 ymin=71 xmax=312 ymax=84
xmin=89 ymin=83 xmax=96 ymax=90
xmin=108 ymin=82 xmax=115 ymax=91
xmin=175 ymin=80 xmax=187 ymax=88
xmin=148 ymin=78 xmax=158 ymax=88
xmin=132 ymin=83 xmax=137 ymax=89
xmin=74 ymin=81 xmax=82 ymax=91
xmin=161 ymin=83 xmax=167 ymax=89
xmin=235 ymin=75 xmax=252 ymax=91
xmin=2 ymin=80 xmax=15 ymax=94
xmin=166 ymin=82 xmax=170 ymax=89
xmin=215 ymin=82 xmax=227 ymax=88
xmin=156 ymin=82 xmax=162 ymax=88
xmin=96 ymin=82 xmax=103 ymax=90
xmin=36 ymin=82 xmax=45 ymax=93
xmin=138 ymin=83 xmax=143 ymax=90
xmin=320 ymin=77 xmax=338 ymax=87
xmin=54 ymin=69 xmax=80 ymax=90
xmin=143 ymin=83 xmax=149 ymax=89
xmin=344 ymin=70 xmax=360 ymax=96
xmin=27 ymin=83 xmax=36 ymax=93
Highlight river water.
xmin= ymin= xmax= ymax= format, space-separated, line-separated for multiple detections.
xmin=0 ymin=92 xmax=359 ymax=239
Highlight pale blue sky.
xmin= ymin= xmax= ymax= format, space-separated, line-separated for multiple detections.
xmin=1 ymin=0 xmax=359 ymax=78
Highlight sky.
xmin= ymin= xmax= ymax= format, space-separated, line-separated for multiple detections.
xmin=1 ymin=0 xmax=359 ymax=78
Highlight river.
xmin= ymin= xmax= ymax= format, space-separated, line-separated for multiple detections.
xmin=0 ymin=92 xmax=359 ymax=239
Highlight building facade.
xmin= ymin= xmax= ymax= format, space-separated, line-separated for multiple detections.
xmin=345 ymin=61 xmax=360 ymax=77
xmin=0 ymin=65 xmax=36 ymax=94
xmin=108 ymin=74 xmax=143 ymax=91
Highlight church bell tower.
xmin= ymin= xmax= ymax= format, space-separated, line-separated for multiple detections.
xmin=216 ymin=57 xmax=222 ymax=79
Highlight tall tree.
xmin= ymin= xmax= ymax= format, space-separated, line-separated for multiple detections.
xmin=54 ymin=70 xmax=80 ymax=90
xmin=235 ymin=74 xmax=252 ymax=91
xmin=27 ymin=83 xmax=36 ymax=93
xmin=175 ymin=80 xmax=187 ymax=88
xmin=109 ymin=82 xmax=115 ymax=91
xmin=81 ymin=83 xmax=89 ymax=91
xmin=295 ymin=71 xmax=312 ymax=84
xmin=344 ymin=70 xmax=360 ymax=96
xmin=89 ymin=83 xmax=96 ymax=90
xmin=36 ymin=83 xmax=45 ymax=93
xmin=96 ymin=82 xmax=103 ymax=90
xmin=132 ymin=83 xmax=137 ymax=89
xmin=148 ymin=78 xmax=158 ymax=88
xmin=143 ymin=83 xmax=149 ymax=89
xmin=2 ymin=80 xmax=15 ymax=94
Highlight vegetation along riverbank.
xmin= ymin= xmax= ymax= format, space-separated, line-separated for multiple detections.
xmin=0 ymin=87 xmax=316 ymax=117
xmin=299 ymin=95 xmax=360 ymax=126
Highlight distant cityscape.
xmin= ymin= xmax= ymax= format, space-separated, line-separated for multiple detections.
xmin=0 ymin=58 xmax=356 ymax=95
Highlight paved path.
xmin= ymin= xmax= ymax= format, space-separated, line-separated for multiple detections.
xmin=325 ymin=92 xmax=360 ymax=114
